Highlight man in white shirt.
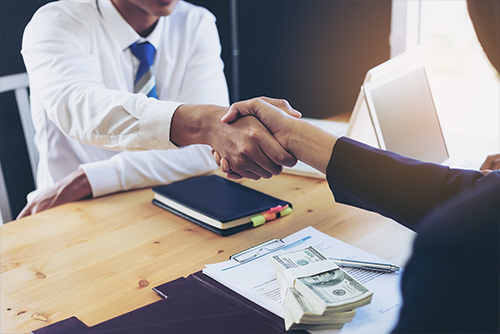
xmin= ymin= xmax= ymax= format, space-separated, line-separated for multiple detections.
xmin=19 ymin=0 xmax=296 ymax=216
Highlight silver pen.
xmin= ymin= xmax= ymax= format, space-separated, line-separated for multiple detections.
xmin=329 ymin=258 xmax=400 ymax=273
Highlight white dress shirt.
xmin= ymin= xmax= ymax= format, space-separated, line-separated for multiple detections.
xmin=21 ymin=0 xmax=229 ymax=198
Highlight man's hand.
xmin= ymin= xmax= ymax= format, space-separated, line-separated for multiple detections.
xmin=222 ymin=97 xmax=301 ymax=149
xmin=17 ymin=168 xmax=92 ymax=219
xmin=170 ymin=104 xmax=297 ymax=180
xmin=221 ymin=97 xmax=302 ymax=123
xmin=480 ymin=153 xmax=500 ymax=175
xmin=216 ymin=97 xmax=338 ymax=177
xmin=215 ymin=97 xmax=300 ymax=179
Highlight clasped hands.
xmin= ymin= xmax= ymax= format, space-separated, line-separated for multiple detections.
xmin=208 ymin=96 xmax=337 ymax=180
xmin=211 ymin=97 xmax=303 ymax=180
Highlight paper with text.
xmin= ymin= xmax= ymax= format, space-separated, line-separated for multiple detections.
xmin=203 ymin=226 xmax=404 ymax=333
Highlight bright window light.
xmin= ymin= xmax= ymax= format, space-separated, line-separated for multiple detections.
xmin=395 ymin=0 xmax=500 ymax=166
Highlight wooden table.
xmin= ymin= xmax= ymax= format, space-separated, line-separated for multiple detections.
xmin=1 ymin=172 xmax=416 ymax=333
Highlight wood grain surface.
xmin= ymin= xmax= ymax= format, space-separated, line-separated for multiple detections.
xmin=0 ymin=171 xmax=415 ymax=333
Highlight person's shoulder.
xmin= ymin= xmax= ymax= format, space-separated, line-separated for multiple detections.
xmin=171 ymin=0 xmax=216 ymax=23
xmin=25 ymin=0 xmax=99 ymax=43
xmin=31 ymin=0 xmax=97 ymax=23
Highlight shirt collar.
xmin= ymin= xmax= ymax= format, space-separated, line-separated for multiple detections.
xmin=98 ymin=0 xmax=165 ymax=51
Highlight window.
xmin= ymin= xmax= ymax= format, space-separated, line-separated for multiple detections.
xmin=392 ymin=0 xmax=500 ymax=165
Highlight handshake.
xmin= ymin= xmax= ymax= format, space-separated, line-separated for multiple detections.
xmin=18 ymin=96 xmax=339 ymax=219
xmin=205 ymin=97 xmax=339 ymax=181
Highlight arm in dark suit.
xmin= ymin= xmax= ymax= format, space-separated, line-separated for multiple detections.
xmin=327 ymin=137 xmax=500 ymax=333
xmin=327 ymin=137 xmax=486 ymax=231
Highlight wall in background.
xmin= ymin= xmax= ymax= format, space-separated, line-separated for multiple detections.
xmin=236 ymin=1 xmax=391 ymax=118
xmin=190 ymin=0 xmax=391 ymax=118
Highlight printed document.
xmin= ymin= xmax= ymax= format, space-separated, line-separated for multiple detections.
xmin=203 ymin=226 xmax=404 ymax=333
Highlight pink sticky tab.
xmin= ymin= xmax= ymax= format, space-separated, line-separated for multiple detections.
xmin=266 ymin=205 xmax=283 ymax=214
xmin=266 ymin=204 xmax=290 ymax=214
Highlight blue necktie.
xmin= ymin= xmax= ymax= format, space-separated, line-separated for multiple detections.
xmin=129 ymin=41 xmax=158 ymax=99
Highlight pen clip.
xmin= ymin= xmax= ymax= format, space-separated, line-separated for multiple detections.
xmin=329 ymin=257 xmax=400 ymax=273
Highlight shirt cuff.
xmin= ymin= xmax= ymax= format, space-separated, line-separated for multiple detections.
xmin=80 ymin=160 xmax=122 ymax=198
xmin=139 ymin=99 xmax=183 ymax=150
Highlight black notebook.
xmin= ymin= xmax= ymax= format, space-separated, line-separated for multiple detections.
xmin=152 ymin=175 xmax=292 ymax=236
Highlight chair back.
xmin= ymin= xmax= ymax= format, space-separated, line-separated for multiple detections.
xmin=0 ymin=72 xmax=37 ymax=223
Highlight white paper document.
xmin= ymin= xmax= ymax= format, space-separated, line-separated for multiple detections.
xmin=203 ymin=226 xmax=405 ymax=333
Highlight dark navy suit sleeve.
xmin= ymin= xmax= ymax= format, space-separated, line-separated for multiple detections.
xmin=326 ymin=137 xmax=499 ymax=333
xmin=326 ymin=137 xmax=485 ymax=231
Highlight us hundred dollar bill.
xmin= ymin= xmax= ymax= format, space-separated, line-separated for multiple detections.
xmin=272 ymin=246 xmax=328 ymax=272
xmin=287 ymin=287 xmax=356 ymax=322
xmin=273 ymin=246 xmax=373 ymax=312
xmin=297 ymin=267 xmax=372 ymax=310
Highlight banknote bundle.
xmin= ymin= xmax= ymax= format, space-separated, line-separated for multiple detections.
xmin=271 ymin=246 xmax=373 ymax=330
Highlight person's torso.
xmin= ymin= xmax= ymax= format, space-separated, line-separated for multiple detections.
xmin=27 ymin=0 xmax=212 ymax=189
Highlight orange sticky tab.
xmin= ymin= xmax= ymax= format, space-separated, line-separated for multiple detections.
xmin=261 ymin=204 xmax=290 ymax=222
xmin=262 ymin=211 xmax=277 ymax=221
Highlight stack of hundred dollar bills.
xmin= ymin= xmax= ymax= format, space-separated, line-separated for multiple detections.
xmin=271 ymin=246 xmax=373 ymax=331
